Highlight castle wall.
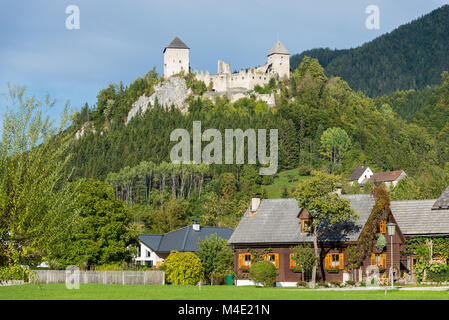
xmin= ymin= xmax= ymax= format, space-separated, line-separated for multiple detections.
xmin=164 ymin=48 xmax=189 ymax=77
xmin=194 ymin=67 xmax=272 ymax=93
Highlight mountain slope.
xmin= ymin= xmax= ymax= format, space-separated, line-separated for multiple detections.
xmin=290 ymin=5 xmax=449 ymax=96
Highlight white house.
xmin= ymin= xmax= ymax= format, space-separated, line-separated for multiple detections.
xmin=349 ymin=166 xmax=374 ymax=185
xmin=135 ymin=223 xmax=234 ymax=267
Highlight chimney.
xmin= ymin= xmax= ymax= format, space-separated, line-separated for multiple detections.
xmin=250 ymin=198 xmax=261 ymax=216
xmin=192 ymin=222 xmax=200 ymax=231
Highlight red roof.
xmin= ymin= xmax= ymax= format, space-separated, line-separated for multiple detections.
xmin=369 ymin=170 xmax=405 ymax=183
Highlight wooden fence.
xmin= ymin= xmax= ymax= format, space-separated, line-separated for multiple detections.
xmin=34 ymin=270 xmax=165 ymax=285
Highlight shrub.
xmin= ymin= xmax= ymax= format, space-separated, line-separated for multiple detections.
xmin=0 ymin=265 xmax=35 ymax=282
xmin=163 ymin=251 xmax=204 ymax=285
xmin=427 ymin=263 xmax=449 ymax=283
xmin=329 ymin=280 xmax=342 ymax=287
xmin=345 ymin=280 xmax=356 ymax=286
xmin=376 ymin=234 xmax=386 ymax=251
xmin=317 ymin=281 xmax=328 ymax=287
xmin=261 ymin=175 xmax=274 ymax=185
xmin=196 ymin=234 xmax=234 ymax=284
xmin=298 ymin=165 xmax=312 ymax=176
xmin=249 ymin=261 xmax=277 ymax=287
xmin=296 ymin=281 xmax=307 ymax=287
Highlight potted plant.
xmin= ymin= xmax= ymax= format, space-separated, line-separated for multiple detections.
xmin=239 ymin=265 xmax=250 ymax=273
xmin=326 ymin=266 xmax=340 ymax=273
xmin=377 ymin=264 xmax=386 ymax=273
xmin=290 ymin=265 xmax=303 ymax=273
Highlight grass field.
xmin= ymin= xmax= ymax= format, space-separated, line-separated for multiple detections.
xmin=264 ymin=168 xmax=309 ymax=198
xmin=1 ymin=284 xmax=449 ymax=300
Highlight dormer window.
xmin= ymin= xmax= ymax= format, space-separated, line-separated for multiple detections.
xmin=302 ymin=219 xmax=312 ymax=233
xmin=377 ymin=221 xmax=386 ymax=234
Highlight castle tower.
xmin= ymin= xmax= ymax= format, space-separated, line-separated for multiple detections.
xmin=267 ymin=40 xmax=290 ymax=79
xmin=163 ymin=37 xmax=190 ymax=78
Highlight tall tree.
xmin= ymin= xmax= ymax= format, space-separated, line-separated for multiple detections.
xmin=0 ymin=85 xmax=70 ymax=267
xmin=294 ymin=171 xmax=358 ymax=287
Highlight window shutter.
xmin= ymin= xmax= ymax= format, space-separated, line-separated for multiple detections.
xmin=274 ymin=253 xmax=279 ymax=269
xmin=324 ymin=254 xmax=330 ymax=268
xmin=371 ymin=253 xmax=375 ymax=266
xmin=290 ymin=254 xmax=296 ymax=268
xmin=380 ymin=253 xmax=387 ymax=267
xmin=238 ymin=254 xmax=244 ymax=268
xmin=380 ymin=221 xmax=386 ymax=234
xmin=339 ymin=253 xmax=344 ymax=270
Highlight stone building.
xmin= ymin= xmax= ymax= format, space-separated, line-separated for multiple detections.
xmin=163 ymin=36 xmax=290 ymax=92
xmin=163 ymin=37 xmax=190 ymax=77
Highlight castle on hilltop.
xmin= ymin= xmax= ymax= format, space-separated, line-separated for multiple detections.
xmin=163 ymin=37 xmax=290 ymax=92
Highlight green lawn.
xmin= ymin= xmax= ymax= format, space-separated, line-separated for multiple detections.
xmin=264 ymin=168 xmax=309 ymax=198
xmin=1 ymin=284 xmax=449 ymax=300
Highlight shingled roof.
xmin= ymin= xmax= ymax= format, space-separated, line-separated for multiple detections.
xmin=369 ymin=170 xmax=405 ymax=183
xmin=432 ymin=186 xmax=449 ymax=210
xmin=267 ymin=40 xmax=290 ymax=56
xmin=350 ymin=167 xmax=369 ymax=181
xmin=391 ymin=199 xmax=449 ymax=236
xmin=139 ymin=225 xmax=234 ymax=253
xmin=228 ymin=194 xmax=374 ymax=245
xmin=164 ymin=37 xmax=189 ymax=52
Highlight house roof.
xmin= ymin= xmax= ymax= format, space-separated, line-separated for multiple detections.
xmin=391 ymin=199 xmax=449 ymax=236
xmin=164 ymin=37 xmax=189 ymax=52
xmin=369 ymin=170 xmax=405 ymax=183
xmin=350 ymin=167 xmax=369 ymax=181
xmin=432 ymin=186 xmax=449 ymax=210
xmin=228 ymin=195 xmax=375 ymax=245
xmin=138 ymin=225 xmax=234 ymax=253
xmin=267 ymin=40 xmax=290 ymax=56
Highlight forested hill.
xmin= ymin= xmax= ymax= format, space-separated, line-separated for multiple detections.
xmin=290 ymin=5 xmax=449 ymax=96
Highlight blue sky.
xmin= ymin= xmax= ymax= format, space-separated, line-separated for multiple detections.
xmin=1 ymin=0 xmax=448 ymax=121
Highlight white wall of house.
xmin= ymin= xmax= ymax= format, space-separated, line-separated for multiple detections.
xmin=350 ymin=167 xmax=373 ymax=185
xmin=358 ymin=167 xmax=373 ymax=184
xmin=135 ymin=242 xmax=164 ymax=267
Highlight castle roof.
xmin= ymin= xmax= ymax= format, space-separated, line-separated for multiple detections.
xmin=164 ymin=37 xmax=189 ymax=52
xmin=267 ymin=40 xmax=290 ymax=56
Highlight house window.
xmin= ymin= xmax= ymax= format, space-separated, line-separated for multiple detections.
xmin=377 ymin=221 xmax=386 ymax=234
xmin=324 ymin=253 xmax=344 ymax=270
xmin=179 ymin=60 xmax=182 ymax=63
xmin=301 ymin=219 xmax=312 ymax=233
xmin=146 ymin=250 xmax=151 ymax=257
xmin=238 ymin=253 xmax=253 ymax=268
xmin=371 ymin=253 xmax=386 ymax=267
xmin=263 ymin=253 xmax=279 ymax=269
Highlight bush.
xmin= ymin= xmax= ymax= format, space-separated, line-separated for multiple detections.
xmin=261 ymin=175 xmax=274 ymax=185
xmin=329 ymin=280 xmax=342 ymax=287
xmin=196 ymin=234 xmax=234 ymax=284
xmin=163 ymin=251 xmax=204 ymax=285
xmin=317 ymin=281 xmax=328 ymax=287
xmin=210 ymin=271 xmax=227 ymax=285
xmin=296 ymin=281 xmax=307 ymax=287
xmin=298 ymin=165 xmax=312 ymax=176
xmin=249 ymin=261 xmax=277 ymax=287
xmin=345 ymin=280 xmax=356 ymax=286
xmin=427 ymin=263 xmax=449 ymax=283
xmin=0 ymin=265 xmax=35 ymax=282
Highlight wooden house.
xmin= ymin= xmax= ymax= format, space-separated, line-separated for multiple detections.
xmin=229 ymin=195 xmax=405 ymax=286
